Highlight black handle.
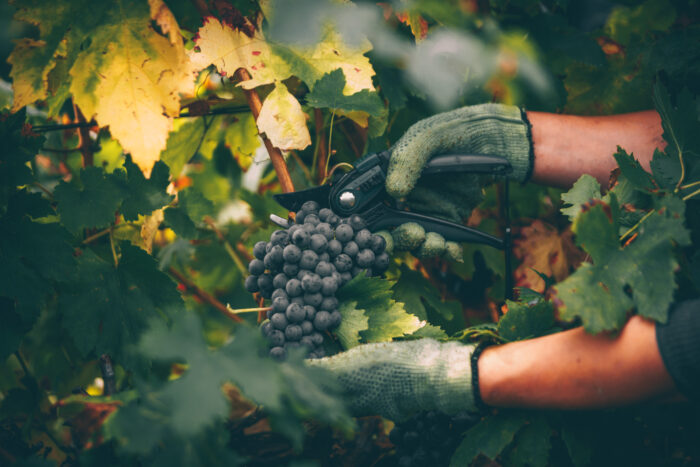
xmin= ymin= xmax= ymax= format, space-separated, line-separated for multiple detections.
xmin=422 ymin=154 xmax=512 ymax=176
xmin=363 ymin=204 xmax=504 ymax=249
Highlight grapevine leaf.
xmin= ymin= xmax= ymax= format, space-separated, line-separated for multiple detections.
xmin=338 ymin=274 xmax=422 ymax=342
xmin=0 ymin=109 xmax=45 ymax=205
xmin=69 ymin=0 xmax=194 ymax=174
xmin=160 ymin=118 xmax=207 ymax=177
xmin=612 ymin=147 xmax=655 ymax=191
xmin=163 ymin=207 xmax=197 ymax=239
xmin=54 ymin=167 xmax=125 ymax=234
xmin=179 ymin=187 xmax=216 ymax=226
xmin=306 ymin=69 xmax=384 ymax=116
xmin=336 ymin=300 xmax=369 ymax=349
xmin=555 ymin=197 xmax=690 ymax=332
xmin=560 ymin=174 xmax=601 ymax=221
xmin=224 ymin=113 xmax=260 ymax=171
xmin=408 ymin=323 xmax=448 ymax=339
xmin=450 ymin=411 xmax=528 ymax=466
xmin=392 ymin=265 xmax=462 ymax=323
xmin=505 ymin=415 xmax=552 ymax=467
xmin=57 ymin=245 xmax=181 ymax=362
xmin=116 ymin=156 xmax=174 ymax=221
xmin=498 ymin=300 xmax=556 ymax=342
xmin=561 ymin=421 xmax=594 ymax=467
xmin=257 ymin=82 xmax=312 ymax=151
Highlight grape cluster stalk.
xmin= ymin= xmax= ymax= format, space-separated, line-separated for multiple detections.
xmin=388 ymin=410 xmax=479 ymax=467
xmin=245 ymin=201 xmax=390 ymax=359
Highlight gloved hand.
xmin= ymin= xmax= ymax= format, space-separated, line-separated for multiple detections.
xmin=383 ymin=103 xmax=533 ymax=259
xmin=307 ymin=339 xmax=478 ymax=421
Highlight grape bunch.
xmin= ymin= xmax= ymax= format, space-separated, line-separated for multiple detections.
xmin=388 ymin=410 xmax=479 ymax=467
xmin=245 ymin=201 xmax=390 ymax=359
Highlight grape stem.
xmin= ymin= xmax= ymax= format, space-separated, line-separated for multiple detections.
xmin=226 ymin=305 xmax=271 ymax=314
xmin=204 ymin=216 xmax=248 ymax=276
xmin=168 ymin=267 xmax=244 ymax=323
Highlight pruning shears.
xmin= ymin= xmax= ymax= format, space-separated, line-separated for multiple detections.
xmin=272 ymin=150 xmax=514 ymax=297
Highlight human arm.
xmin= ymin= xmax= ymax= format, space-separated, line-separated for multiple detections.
xmin=479 ymin=315 xmax=678 ymax=409
xmin=527 ymin=110 xmax=666 ymax=188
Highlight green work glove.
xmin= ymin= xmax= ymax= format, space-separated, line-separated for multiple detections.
xmin=307 ymin=339 xmax=478 ymax=421
xmin=384 ymin=103 xmax=533 ymax=258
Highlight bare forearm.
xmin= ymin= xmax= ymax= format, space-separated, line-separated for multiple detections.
xmin=527 ymin=110 xmax=666 ymax=188
xmin=478 ymin=316 xmax=678 ymax=409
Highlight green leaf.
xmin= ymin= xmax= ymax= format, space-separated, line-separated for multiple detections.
xmin=163 ymin=207 xmax=197 ymax=239
xmin=160 ymin=118 xmax=207 ymax=177
xmin=408 ymin=323 xmax=448 ymax=339
xmin=336 ymin=300 xmax=369 ymax=349
xmin=613 ymin=146 xmax=655 ymax=191
xmin=498 ymin=300 xmax=556 ymax=342
xmin=561 ymin=421 xmax=593 ymax=467
xmin=560 ymin=175 xmax=601 ymax=221
xmin=116 ymin=156 xmax=174 ymax=221
xmin=58 ymin=245 xmax=181 ymax=362
xmin=555 ymin=197 xmax=690 ymax=332
xmin=392 ymin=265 xmax=463 ymax=331
xmin=337 ymin=273 xmax=422 ymax=343
xmin=450 ymin=411 xmax=528 ymax=466
xmin=54 ymin=166 xmax=125 ymax=233
xmin=306 ymin=69 xmax=385 ymax=117
xmin=0 ymin=109 xmax=44 ymax=205
xmin=505 ymin=415 xmax=552 ymax=467
xmin=179 ymin=187 xmax=216 ymax=226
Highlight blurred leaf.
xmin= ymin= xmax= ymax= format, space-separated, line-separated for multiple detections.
xmin=392 ymin=265 xmax=462 ymax=323
xmin=160 ymin=118 xmax=207 ymax=177
xmin=505 ymin=415 xmax=552 ymax=467
xmin=224 ymin=113 xmax=260 ymax=171
xmin=116 ymin=156 xmax=174 ymax=221
xmin=498 ymin=299 xmax=556 ymax=342
xmin=450 ymin=411 xmax=528 ymax=466
xmin=306 ymin=69 xmax=384 ymax=116
xmin=408 ymin=323 xmax=447 ymax=339
xmin=163 ymin=207 xmax=197 ymax=239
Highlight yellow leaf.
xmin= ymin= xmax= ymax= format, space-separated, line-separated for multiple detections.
xmin=224 ymin=113 xmax=260 ymax=170
xmin=188 ymin=16 xmax=286 ymax=88
xmin=70 ymin=4 xmax=194 ymax=175
xmin=257 ymin=82 xmax=311 ymax=151
xmin=8 ymin=39 xmax=51 ymax=112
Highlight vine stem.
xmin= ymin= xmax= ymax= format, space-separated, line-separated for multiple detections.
xmin=73 ymin=102 xmax=94 ymax=168
xmin=203 ymin=216 xmax=247 ymax=276
xmin=109 ymin=228 xmax=119 ymax=267
xmin=226 ymin=305 xmax=271 ymax=314
xmin=682 ymin=187 xmax=700 ymax=201
xmin=168 ymin=267 xmax=243 ymax=323
xmin=314 ymin=108 xmax=328 ymax=182
xmin=235 ymin=69 xmax=295 ymax=194
xmin=619 ymin=210 xmax=654 ymax=241
xmin=323 ymin=110 xmax=337 ymax=179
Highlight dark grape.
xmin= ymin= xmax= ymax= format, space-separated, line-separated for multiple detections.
xmin=282 ymin=263 xmax=299 ymax=277
xmin=320 ymin=296 xmax=338 ymax=312
xmin=335 ymin=224 xmax=353 ymax=242
xmin=316 ymin=222 xmax=333 ymax=240
xmin=270 ymin=230 xmax=289 ymax=246
xmin=327 ymin=239 xmax=342 ymax=257
xmin=270 ymin=312 xmax=288 ymax=330
xmin=291 ymin=296 xmax=305 ymax=306
xmin=271 ymin=288 xmax=287 ymax=301
xmin=257 ymin=274 xmax=272 ymax=290
xmin=283 ymin=244 xmax=302 ymax=263
xmin=285 ymin=303 xmax=306 ymax=323
xmin=310 ymin=234 xmax=328 ymax=253
xmin=351 ymin=266 xmax=365 ymax=277
xmin=272 ymin=273 xmax=288 ymax=289
xmin=299 ymin=250 xmax=319 ymax=270
xmin=285 ymin=324 xmax=302 ymax=341
xmin=268 ymin=330 xmax=285 ymax=347
xmin=245 ymin=275 xmax=259 ymax=292
xmin=253 ymin=241 xmax=267 ymax=260
xmin=261 ymin=321 xmax=272 ymax=337
xmin=304 ymin=292 xmax=323 ymax=307
xmin=301 ymin=223 xmax=315 ymax=233
xmin=318 ymin=208 xmax=333 ymax=222
xmin=330 ymin=310 xmax=342 ymax=328
xmin=272 ymin=295 xmax=289 ymax=314
xmin=333 ymin=253 xmax=352 ymax=272
xmin=349 ymin=214 xmax=366 ymax=230
xmin=369 ymin=234 xmax=386 ymax=254
xmin=354 ymin=229 xmax=372 ymax=249
xmin=313 ymin=310 xmax=331 ymax=331
xmin=248 ymin=259 xmax=265 ymax=275
xmin=327 ymin=213 xmax=340 ymax=226
xmin=315 ymin=261 xmax=334 ymax=277
xmin=301 ymin=273 xmax=322 ymax=293
xmin=310 ymin=332 xmax=324 ymax=346
xmin=288 ymin=223 xmax=302 ymax=236
xmin=297 ymin=269 xmax=311 ymax=280
xmin=295 ymin=210 xmax=307 ymax=224
xmin=292 ymin=229 xmax=310 ymax=248
xmin=304 ymin=305 xmax=317 ymax=320
xmin=374 ymin=252 xmax=390 ymax=273
xmin=356 ymin=249 xmax=375 ymax=268
xmin=285 ymin=278 xmax=303 ymax=297
xmin=321 ymin=276 xmax=338 ymax=296
xmin=343 ymin=241 xmax=359 ymax=258
xmin=269 ymin=346 xmax=285 ymax=360
xmin=318 ymin=252 xmax=330 ymax=263
xmin=301 ymin=201 xmax=320 ymax=212
xmin=339 ymin=271 xmax=352 ymax=285
xmin=303 ymin=213 xmax=320 ymax=226
xmin=301 ymin=320 xmax=314 ymax=335
xmin=300 ymin=335 xmax=315 ymax=349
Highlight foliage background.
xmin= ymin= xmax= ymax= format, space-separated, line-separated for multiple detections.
xmin=1 ymin=0 xmax=699 ymax=466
